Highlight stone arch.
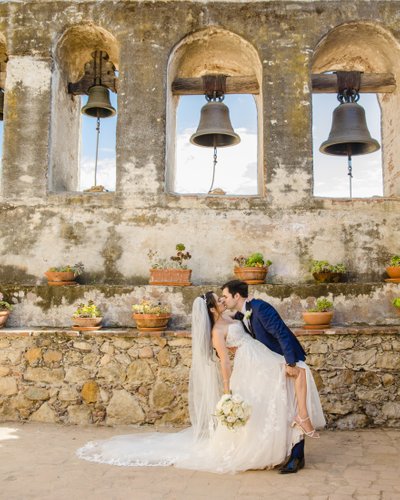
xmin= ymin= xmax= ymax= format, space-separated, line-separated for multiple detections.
xmin=165 ymin=27 xmax=263 ymax=194
xmin=0 ymin=32 xmax=7 ymax=195
xmin=0 ymin=32 xmax=8 ymax=89
xmin=56 ymin=23 xmax=119 ymax=82
xmin=312 ymin=21 xmax=400 ymax=197
xmin=49 ymin=23 xmax=119 ymax=192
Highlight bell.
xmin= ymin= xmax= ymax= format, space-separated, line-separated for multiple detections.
xmin=81 ymin=85 xmax=116 ymax=118
xmin=320 ymin=101 xmax=380 ymax=156
xmin=0 ymin=89 xmax=4 ymax=121
xmin=190 ymin=101 xmax=240 ymax=148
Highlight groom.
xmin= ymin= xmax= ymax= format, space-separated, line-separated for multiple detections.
xmin=221 ymin=279 xmax=307 ymax=474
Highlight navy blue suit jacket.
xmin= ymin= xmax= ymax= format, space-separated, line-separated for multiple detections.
xmin=245 ymin=299 xmax=306 ymax=365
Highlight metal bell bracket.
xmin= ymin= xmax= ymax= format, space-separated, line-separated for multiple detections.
xmin=202 ymin=74 xmax=227 ymax=101
xmin=68 ymin=50 xmax=118 ymax=95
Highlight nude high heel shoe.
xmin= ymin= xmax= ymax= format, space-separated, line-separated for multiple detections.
xmin=291 ymin=415 xmax=320 ymax=439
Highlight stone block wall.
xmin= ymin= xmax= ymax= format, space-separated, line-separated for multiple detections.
xmin=0 ymin=327 xmax=399 ymax=429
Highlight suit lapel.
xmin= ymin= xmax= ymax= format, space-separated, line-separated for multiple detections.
xmin=246 ymin=301 xmax=253 ymax=334
xmin=245 ymin=300 xmax=255 ymax=337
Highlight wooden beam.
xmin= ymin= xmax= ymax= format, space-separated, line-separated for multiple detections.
xmin=172 ymin=76 xmax=259 ymax=95
xmin=311 ymin=73 xmax=396 ymax=93
xmin=171 ymin=73 xmax=396 ymax=95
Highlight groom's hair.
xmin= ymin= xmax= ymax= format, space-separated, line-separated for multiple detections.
xmin=221 ymin=280 xmax=248 ymax=298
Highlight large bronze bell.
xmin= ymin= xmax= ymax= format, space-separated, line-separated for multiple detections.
xmin=190 ymin=101 xmax=240 ymax=147
xmin=320 ymin=101 xmax=380 ymax=156
xmin=81 ymin=85 xmax=116 ymax=118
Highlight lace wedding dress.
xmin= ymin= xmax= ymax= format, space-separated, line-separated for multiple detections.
xmin=77 ymin=322 xmax=325 ymax=474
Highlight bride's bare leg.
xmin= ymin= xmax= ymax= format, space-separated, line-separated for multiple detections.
xmin=293 ymin=367 xmax=318 ymax=436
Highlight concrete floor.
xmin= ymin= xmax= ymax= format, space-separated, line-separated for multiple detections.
xmin=0 ymin=424 xmax=399 ymax=500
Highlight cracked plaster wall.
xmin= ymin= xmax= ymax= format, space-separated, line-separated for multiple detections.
xmin=0 ymin=1 xmax=398 ymax=288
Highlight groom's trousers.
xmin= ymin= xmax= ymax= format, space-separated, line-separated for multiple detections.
xmin=291 ymin=438 xmax=305 ymax=459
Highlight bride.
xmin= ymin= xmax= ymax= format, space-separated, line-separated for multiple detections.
xmin=77 ymin=292 xmax=325 ymax=474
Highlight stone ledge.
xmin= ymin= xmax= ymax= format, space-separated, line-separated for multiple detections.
xmin=0 ymin=325 xmax=398 ymax=338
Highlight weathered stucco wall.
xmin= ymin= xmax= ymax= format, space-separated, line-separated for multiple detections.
xmin=0 ymin=1 xmax=398 ymax=286
xmin=0 ymin=283 xmax=399 ymax=329
xmin=0 ymin=328 xmax=399 ymax=429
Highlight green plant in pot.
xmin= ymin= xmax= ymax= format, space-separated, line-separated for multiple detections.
xmin=45 ymin=262 xmax=84 ymax=286
xmin=310 ymin=260 xmax=346 ymax=283
xmin=233 ymin=253 xmax=272 ymax=284
xmin=302 ymin=297 xmax=334 ymax=329
xmin=0 ymin=297 xmax=12 ymax=328
xmin=386 ymin=255 xmax=400 ymax=280
xmin=148 ymin=244 xmax=192 ymax=286
xmin=132 ymin=299 xmax=171 ymax=332
xmin=72 ymin=300 xmax=102 ymax=330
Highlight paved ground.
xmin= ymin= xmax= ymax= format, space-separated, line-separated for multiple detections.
xmin=0 ymin=424 xmax=399 ymax=500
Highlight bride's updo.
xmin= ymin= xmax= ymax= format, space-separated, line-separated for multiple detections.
xmin=202 ymin=291 xmax=219 ymax=328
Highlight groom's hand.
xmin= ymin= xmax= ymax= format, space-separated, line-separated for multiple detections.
xmin=285 ymin=365 xmax=300 ymax=378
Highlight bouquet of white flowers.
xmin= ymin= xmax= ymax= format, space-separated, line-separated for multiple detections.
xmin=215 ymin=393 xmax=251 ymax=430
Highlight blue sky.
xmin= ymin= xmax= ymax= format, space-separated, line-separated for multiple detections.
xmin=0 ymin=91 xmax=384 ymax=197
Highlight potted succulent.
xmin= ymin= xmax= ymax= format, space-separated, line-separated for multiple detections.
xmin=45 ymin=262 xmax=84 ymax=286
xmin=233 ymin=253 xmax=272 ymax=284
xmin=148 ymin=244 xmax=192 ymax=286
xmin=132 ymin=299 xmax=171 ymax=332
xmin=72 ymin=300 xmax=103 ymax=331
xmin=310 ymin=260 xmax=346 ymax=283
xmin=393 ymin=297 xmax=400 ymax=315
xmin=302 ymin=297 xmax=334 ymax=329
xmin=386 ymin=255 xmax=400 ymax=280
xmin=0 ymin=296 xmax=12 ymax=328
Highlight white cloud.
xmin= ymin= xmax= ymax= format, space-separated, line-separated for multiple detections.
xmin=175 ymin=129 xmax=258 ymax=195
xmin=80 ymin=156 xmax=116 ymax=191
xmin=313 ymin=151 xmax=383 ymax=198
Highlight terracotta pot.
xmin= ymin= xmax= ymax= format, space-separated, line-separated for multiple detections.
xmin=149 ymin=269 xmax=192 ymax=286
xmin=312 ymin=272 xmax=344 ymax=283
xmin=72 ymin=317 xmax=103 ymax=328
xmin=386 ymin=266 xmax=400 ymax=279
xmin=234 ymin=266 xmax=268 ymax=284
xmin=0 ymin=310 xmax=10 ymax=328
xmin=133 ymin=313 xmax=171 ymax=332
xmin=302 ymin=311 xmax=333 ymax=329
xmin=45 ymin=270 xmax=76 ymax=282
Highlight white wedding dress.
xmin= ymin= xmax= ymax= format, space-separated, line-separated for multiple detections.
xmin=77 ymin=322 xmax=325 ymax=474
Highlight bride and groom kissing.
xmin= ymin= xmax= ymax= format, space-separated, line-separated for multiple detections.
xmin=78 ymin=279 xmax=325 ymax=474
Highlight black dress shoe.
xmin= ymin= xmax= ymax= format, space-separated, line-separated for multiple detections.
xmin=278 ymin=456 xmax=305 ymax=474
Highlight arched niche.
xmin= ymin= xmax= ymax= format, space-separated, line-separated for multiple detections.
xmin=166 ymin=27 xmax=263 ymax=194
xmin=0 ymin=33 xmax=8 ymax=90
xmin=49 ymin=23 xmax=119 ymax=192
xmin=312 ymin=21 xmax=400 ymax=197
xmin=0 ymin=33 xmax=7 ymax=196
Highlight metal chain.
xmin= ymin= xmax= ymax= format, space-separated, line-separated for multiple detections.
xmin=208 ymin=146 xmax=218 ymax=193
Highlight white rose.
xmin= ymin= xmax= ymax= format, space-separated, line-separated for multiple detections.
xmin=223 ymin=402 xmax=233 ymax=414
xmin=232 ymin=394 xmax=243 ymax=404
xmin=236 ymin=407 xmax=244 ymax=418
xmin=227 ymin=416 xmax=236 ymax=423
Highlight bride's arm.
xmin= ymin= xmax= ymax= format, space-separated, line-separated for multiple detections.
xmin=212 ymin=328 xmax=231 ymax=394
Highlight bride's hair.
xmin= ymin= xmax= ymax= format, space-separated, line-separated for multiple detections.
xmin=202 ymin=291 xmax=219 ymax=328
